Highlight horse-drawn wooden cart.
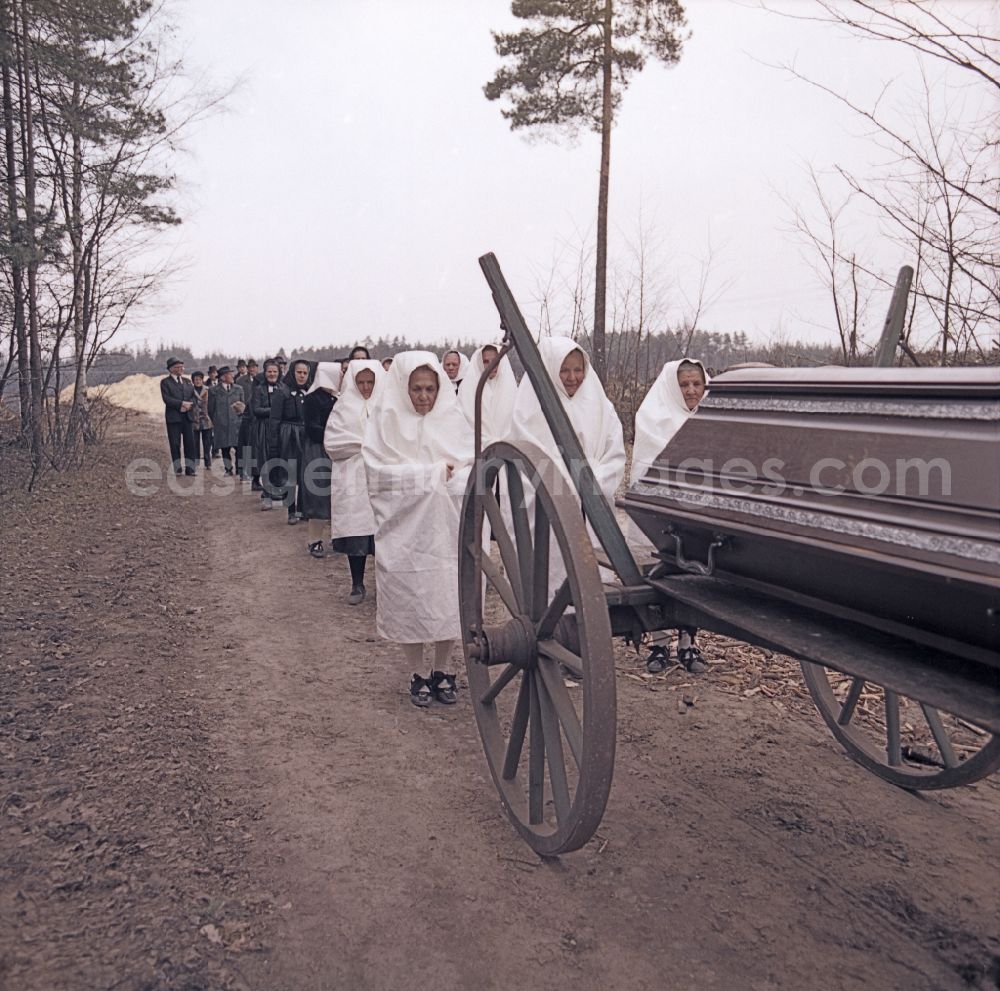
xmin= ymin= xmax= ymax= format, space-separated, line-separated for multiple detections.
xmin=459 ymin=253 xmax=1000 ymax=856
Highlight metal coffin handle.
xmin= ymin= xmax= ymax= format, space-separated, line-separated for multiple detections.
xmin=663 ymin=526 xmax=727 ymax=577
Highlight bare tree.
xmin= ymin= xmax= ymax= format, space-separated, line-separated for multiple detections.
xmin=0 ymin=0 xmax=225 ymax=485
xmin=768 ymin=0 xmax=999 ymax=364
xmin=782 ymin=166 xmax=876 ymax=365
xmin=485 ymin=0 xmax=688 ymax=379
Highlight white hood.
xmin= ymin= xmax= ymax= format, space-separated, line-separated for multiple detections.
xmin=457 ymin=344 xmax=518 ymax=446
xmin=630 ymin=358 xmax=709 ymax=484
xmin=362 ymin=351 xmax=473 ymax=643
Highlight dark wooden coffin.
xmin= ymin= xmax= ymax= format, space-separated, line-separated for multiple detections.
xmin=620 ymin=367 xmax=1000 ymax=668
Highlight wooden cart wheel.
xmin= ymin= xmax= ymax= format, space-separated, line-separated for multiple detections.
xmin=459 ymin=441 xmax=616 ymax=856
xmin=800 ymin=662 xmax=1000 ymax=790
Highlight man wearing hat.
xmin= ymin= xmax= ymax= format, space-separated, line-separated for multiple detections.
xmin=208 ymin=365 xmax=246 ymax=475
xmin=160 ymin=357 xmax=197 ymax=475
xmin=235 ymin=359 xmax=258 ymax=480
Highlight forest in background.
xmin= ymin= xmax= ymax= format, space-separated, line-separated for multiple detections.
xmin=2 ymin=1 xmax=997 ymax=492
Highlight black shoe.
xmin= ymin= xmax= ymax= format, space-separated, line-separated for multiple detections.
xmin=287 ymin=513 xmax=298 ymax=525
xmin=185 ymin=468 xmax=196 ymax=476
xmin=347 ymin=584 xmax=365 ymax=605
xmin=174 ymin=468 xmax=184 ymax=476
xmin=308 ymin=540 xmax=325 ymax=558
xmin=677 ymin=645 xmax=708 ymax=674
xmin=410 ymin=674 xmax=432 ymax=708
xmin=224 ymin=467 xmax=233 ymax=476
xmin=251 ymin=480 xmax=263 ymax=491
xmin=646 ymin=645 xmax=670 ymax=674
xmin=428 ymin=671 xmax=458 ymax=705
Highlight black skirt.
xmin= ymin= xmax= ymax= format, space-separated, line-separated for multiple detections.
xmin=250 ymin=416 xmax=273 ymax=471
xmin=278 ymin=420 xmax=305 ymax=466
xmin=299 ymin=435 xmax=331 ymax=520
xmin=331 ymin=534 xmax=374 ymax=556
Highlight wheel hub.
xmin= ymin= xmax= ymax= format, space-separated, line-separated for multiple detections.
xmin=475 ymin=615 xmax=538 ymax=669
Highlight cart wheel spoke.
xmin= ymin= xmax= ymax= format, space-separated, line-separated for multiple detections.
xmin=537 ymin=638 xmax=583 ymax=680
xmin=502 ymin=674 xmax=531 ymax=780
xmin=531 ymin=498 xmax=551 ymax=621
xmin=473 ymin=545 xmax=520 ymax=617
xmin=481 ymin=663 xmax=519 ymax=707
xmin=884 ymin=689 xmax=902 ymax=766
xmin=505 ymin=461 xmax=535 ymax=610
xmin=920 ymin=704 xmax=959 ymax=769
xmin=838 ymin=677 xmax=865 ymax=726
xmin=482 ymin=489 xmax=526 ymax=611
xmin=537 ymin=657 xmax=583 ymax=768
xmin=528 ymin=675 xmax=545 ymax=824
xmin=536 ymin=672 xmax=572 ymax=824
xmin=536 ymin=580 xmax=570 ymax=640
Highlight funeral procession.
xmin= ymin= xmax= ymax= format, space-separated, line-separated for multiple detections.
xmin=1 ymin=2 xmax=997 ymax=989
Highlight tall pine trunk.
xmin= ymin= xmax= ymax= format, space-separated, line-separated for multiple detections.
xmin=69 ymin=74 xmax=88 ymax=438
xmin=593 ymin=0 xmax=614 ymax=382
xmin=0 ymin=0 xmax=28 ymax=434
xmin=18 ymin=0 xmax=43 ymax=466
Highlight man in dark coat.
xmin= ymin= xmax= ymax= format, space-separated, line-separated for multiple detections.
xmin=208 ymin=366 xmax=245 ymax=475
xmin=160 ymin=357 xmax=197 ymax=476
xmin=234 ymin=359 xmax=258 ymax=481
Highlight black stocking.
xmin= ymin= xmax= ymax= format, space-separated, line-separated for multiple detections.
xmin=348 ymin=555 xmax=367 ymax=587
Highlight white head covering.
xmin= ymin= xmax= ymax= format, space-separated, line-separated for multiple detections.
xmin=630 ymin=358 xmax=710 ymax=484
xmin=362 ymin=351 xmax=472 ymax=644
xmin=365 ymin=351 xmax=472 ymax=468
xmin=308 ymin=361 xmax=344 ymax=396
xmin=457 ymin=344 xmax=518 ymax=445
xmin=324 ymin=360 xmax=387 ymax=540
xmin=325 ymin=360 xmax=386 ymax=458
xmin=511 ymin=336 xmax=625 ymax=500
xmin=510 ymin=336 xmax=625 ymax=592
xmin=441 ymin=349 xmax=471 ymax=390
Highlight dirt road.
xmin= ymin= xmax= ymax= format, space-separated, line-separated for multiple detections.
xmin=2 ymin=416 xmax=998 ymax=990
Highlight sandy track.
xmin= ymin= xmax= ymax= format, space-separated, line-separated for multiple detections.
xmin=2 ymin=415 xmax=998 ymax=990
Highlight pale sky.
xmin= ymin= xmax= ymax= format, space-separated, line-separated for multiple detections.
xmin=128 ymin=0 xmax=980 ymax=358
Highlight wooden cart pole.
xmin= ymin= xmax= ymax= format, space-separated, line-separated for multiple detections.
xmin=874 ymin=265 xmax=914 ymax=368
xmin=478 ymin=252 xmax=644 ymax=588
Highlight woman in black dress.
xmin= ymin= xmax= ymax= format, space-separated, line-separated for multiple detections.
xmin=300 ymin=363 xmax=339 ymax=557
xmin=250 ymin=360 xmax=282 ymax=509
xmin=270 ymin=359 xmax=313 ymax=524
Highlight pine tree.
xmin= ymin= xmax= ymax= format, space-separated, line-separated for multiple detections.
xmin=485 ymin=0 xmax=686 ymax=379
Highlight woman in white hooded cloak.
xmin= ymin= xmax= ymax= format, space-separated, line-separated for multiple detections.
xmin=458 ymin=343 xmax=518 ymax=540
xmin=362 ymin=351 xmax=473 ymax=707
xmin=457 ymin=343 xmax=517 ymax=443
xmin=510 ymin=336 xmax=625 ymax=600
xmin=324 ymin=359 xmax=386 ymax=605
xmin=627 ymin=357 xmax=709 ymax=675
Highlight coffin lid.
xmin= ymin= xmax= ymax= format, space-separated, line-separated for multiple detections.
xmin=711 ymin=366 xmax=1000 ymax=399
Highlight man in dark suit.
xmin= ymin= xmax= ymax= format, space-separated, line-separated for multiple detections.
xmin=160 ymin=357 xmax=197 ymax=476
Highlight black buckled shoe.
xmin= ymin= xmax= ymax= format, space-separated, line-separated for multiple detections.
xmin=645 ymin=644 xmax=671 ymax=674
xmin=428 ymin=671 xmax=458 ymax=705
xmin=410 ymin=674 xmax=432 ymax=708
xmin=677 ymin=645 xmax=708 ymax=674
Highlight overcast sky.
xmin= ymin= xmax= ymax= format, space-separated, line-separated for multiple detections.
xmin=132 ymin=0 xmax=976 ymax=358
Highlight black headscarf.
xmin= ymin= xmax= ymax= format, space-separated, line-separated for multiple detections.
xmin=282 ymin=359 xmax=316 ymax=392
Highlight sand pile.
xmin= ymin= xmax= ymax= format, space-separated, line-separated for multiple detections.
xmin=60 ymin=374 xmax=167 ymax=415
